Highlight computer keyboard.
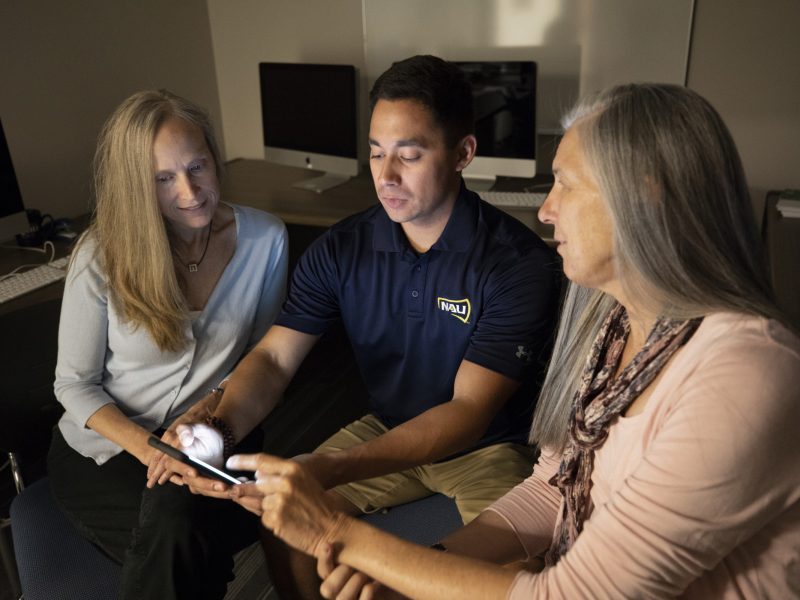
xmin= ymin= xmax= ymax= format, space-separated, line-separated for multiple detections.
xmin=0 ymin=256 xmax=69 ymax=304
xmin=480 ymin=191 xmax=548 ymax=209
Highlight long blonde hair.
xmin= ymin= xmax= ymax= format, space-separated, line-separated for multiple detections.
xmin=78 ymin=90 xmax=224 ymax=352
xmin=530 ymin=84 xmax=783 ymax=451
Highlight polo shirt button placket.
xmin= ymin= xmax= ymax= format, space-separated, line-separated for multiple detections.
xmin=408 ymin=258 xmax=427 ymax=317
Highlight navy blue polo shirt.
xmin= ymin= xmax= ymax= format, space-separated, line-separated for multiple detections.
xmin=276 ymin=184 xmax=560 ymax=450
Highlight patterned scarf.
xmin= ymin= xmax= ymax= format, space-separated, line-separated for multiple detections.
xmin=545 ymin=303 xmax=702 ymax=566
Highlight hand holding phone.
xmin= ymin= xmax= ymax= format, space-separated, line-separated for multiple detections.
xmin=147 ymin=436 xmax=241 ymax=485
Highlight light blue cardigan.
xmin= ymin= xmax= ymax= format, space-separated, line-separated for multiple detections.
xmin=54 ymin=204 xmax=288 ymax=464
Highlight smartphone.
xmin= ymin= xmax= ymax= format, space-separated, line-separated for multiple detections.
xmin=148 ymin=436 xmax=241 ymax=485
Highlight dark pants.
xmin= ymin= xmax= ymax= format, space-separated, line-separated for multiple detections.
xmin=47 ymin=427 xmax=261 ymax=600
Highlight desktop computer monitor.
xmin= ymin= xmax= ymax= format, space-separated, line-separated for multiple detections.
xmin=455 ymin=61 xmax=537 ymax=190
xmin=0 ymin=118 xmax=29 ymax=242
xmin=259 ymin=62 xmax=359 ymax=193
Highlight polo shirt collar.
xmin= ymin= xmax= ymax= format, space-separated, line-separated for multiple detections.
xmin=432 ymin=181 xmax=478 ymax=252
xmin=372 ymin=180 xmax=478 ymax=254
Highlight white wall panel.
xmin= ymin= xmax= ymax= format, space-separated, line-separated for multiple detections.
xmin=207 ymin=0 xmax=365 ymax=161
xmin=363 ymin=0 xmax=692 ymax=132
xmin=208 ymin=0 xmax=693 ymax=164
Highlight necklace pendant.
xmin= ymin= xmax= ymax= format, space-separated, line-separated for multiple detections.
xmin=188 ymin=263 xmax=198 ymax=273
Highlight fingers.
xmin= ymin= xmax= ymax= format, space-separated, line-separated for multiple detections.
xmin=157 ymin=457 xmax=179 ymax=486
xmin=230 ymin=493 xmax=264 ymax=516
xmin=146 ymin=455 xmax=167 ymax=488
xmin=147 ymin=454 xmax=191 ymax=487
xmin=228 ymin=480 xmax=265 ymax=514
xmin=318 ymin=562 xmax=375 ymax=600
xmin=226 ymin=453 xmax=290 ymax=475
xmin=175 ymin=424 xmax=195 ymax=447
xmin=183 ymin=472 xmax=232 ymax=498
xmin=229 ymin=453 xmax=309 ymax=499
xmin=146 ymin=432 xmax=186 ymax=487
xmin=360 ymin=582 xmax=380 ymax=600
xmin=159 ymin=428 xmax=179 ymax=446
xmin=317 ymin=542 xmax=336 ymax=579
xmin=228 ymin=452 xmax=336 ymax=556
xmin=229 ymin=481 xmax=261 ymax=498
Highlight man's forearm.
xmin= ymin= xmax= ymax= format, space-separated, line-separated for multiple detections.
xmin=314 ymin=396 xmax=500 ymax=489
xmin=211 ymin=326 xmax=320 ymax=444
xmin=314 ymin=359 xmax=519 ymax=488
xmin=213 ymin=346 xmax=289 ymax=443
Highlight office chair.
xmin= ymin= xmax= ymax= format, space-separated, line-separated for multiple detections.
xmin=1 ymin=297 xmax=66 ymax=599
xmin=361 ymin=493 xmax=461 ymax=546
xmin=0 ymin=455 xmax=23 ymax=600
xmin=10 ymin=479 xmax=121 ymax=599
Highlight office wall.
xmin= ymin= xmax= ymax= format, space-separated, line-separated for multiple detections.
xmin=0 ymin=1 xmax=222 ymax=219
xmin=208 ymin=0 xmax=692 ymax=168
xmin=363 ymin=0 xmax=691 ymax=132
xmin=206 ymin=0 xmax=366 ymax=163
xmin=687 ymin=0 xmax=800 ymax=326
xmin=3 ymin=1 xmax=797 ymax=231
xmin=687 ymin=0 xmax=800 ymax=222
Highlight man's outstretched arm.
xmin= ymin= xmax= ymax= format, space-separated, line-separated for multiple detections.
xmin=298 ymin=358 xmax=520 ymax=489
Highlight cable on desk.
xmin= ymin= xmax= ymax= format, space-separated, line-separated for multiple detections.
xmin=0 ymin=241 xmax=57 ymax=280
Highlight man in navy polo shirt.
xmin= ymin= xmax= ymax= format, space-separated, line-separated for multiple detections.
xmin=176 ymin=55 xmax=560 ymax=598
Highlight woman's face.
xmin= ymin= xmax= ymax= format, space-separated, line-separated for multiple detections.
xmin=539 ymin=126 xmax=619 ymax=295
xmin=152 ymin=116 xmax=220 ymax=234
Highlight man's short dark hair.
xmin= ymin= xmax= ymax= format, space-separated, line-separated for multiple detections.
xmin=369 ymin=55 xmax=474 ymax=148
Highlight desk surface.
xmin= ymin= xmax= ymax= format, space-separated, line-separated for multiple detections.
xmin=221 ymin=158 xmax=555 ymax=241
xmin=1 ymin=160 xmax=554 ymax=316
xmin=0 ymin=244 xmax=71 ymax=317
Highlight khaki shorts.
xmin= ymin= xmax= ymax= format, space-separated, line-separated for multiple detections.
xmin=315 ymin=414 xmax=536 ymax=523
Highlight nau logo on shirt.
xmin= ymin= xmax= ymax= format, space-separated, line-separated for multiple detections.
xmin=437 ymin=297 xmax=471 ymax=324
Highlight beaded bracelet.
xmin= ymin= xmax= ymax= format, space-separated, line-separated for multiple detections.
xmin=204 ymin=415 xmax=236 ymax=460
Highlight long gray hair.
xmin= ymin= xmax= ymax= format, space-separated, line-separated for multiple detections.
xmin=530 ymin=83 xmax=782 ymax=451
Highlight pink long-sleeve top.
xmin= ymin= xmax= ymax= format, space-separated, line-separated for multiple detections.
xmin=488 ymin=312 xmax=800 ymax=599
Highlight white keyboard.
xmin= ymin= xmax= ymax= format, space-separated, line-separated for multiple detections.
xmin=0 ymin=256 xmax=69 ymax=304
xmin=481 ymin=191 xmax=548 ymax=209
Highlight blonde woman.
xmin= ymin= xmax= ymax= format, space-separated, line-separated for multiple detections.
xmin=47 ymin=90 xmax=287 ymax=600
xmin=232 ymin=84 xmax=799 ymax=599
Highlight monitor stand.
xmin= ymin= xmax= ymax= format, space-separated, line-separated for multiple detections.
xmin=463 ymin=174 xmax=496 ymax=192
xmin=292 ymin=173 xmax=352 ymax=194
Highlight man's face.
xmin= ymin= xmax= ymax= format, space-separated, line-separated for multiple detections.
xmin=368 ymin=99 xmax=466 ymax=234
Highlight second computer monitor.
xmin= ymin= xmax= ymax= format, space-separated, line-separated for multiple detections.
xmin=259 ymin=62 xmax=359 ymax=193
xmin=0 ymin=118 xmax=29 ymax=242
xmin=456 ymin=60 xmax=537 ymax=190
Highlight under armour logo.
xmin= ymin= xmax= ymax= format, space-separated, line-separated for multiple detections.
xmin=516 ymin=345 xmax=534 ymax=363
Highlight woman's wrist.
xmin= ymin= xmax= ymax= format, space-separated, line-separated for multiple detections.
xmin=320 ymin=511 xmax=354 ymax=554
